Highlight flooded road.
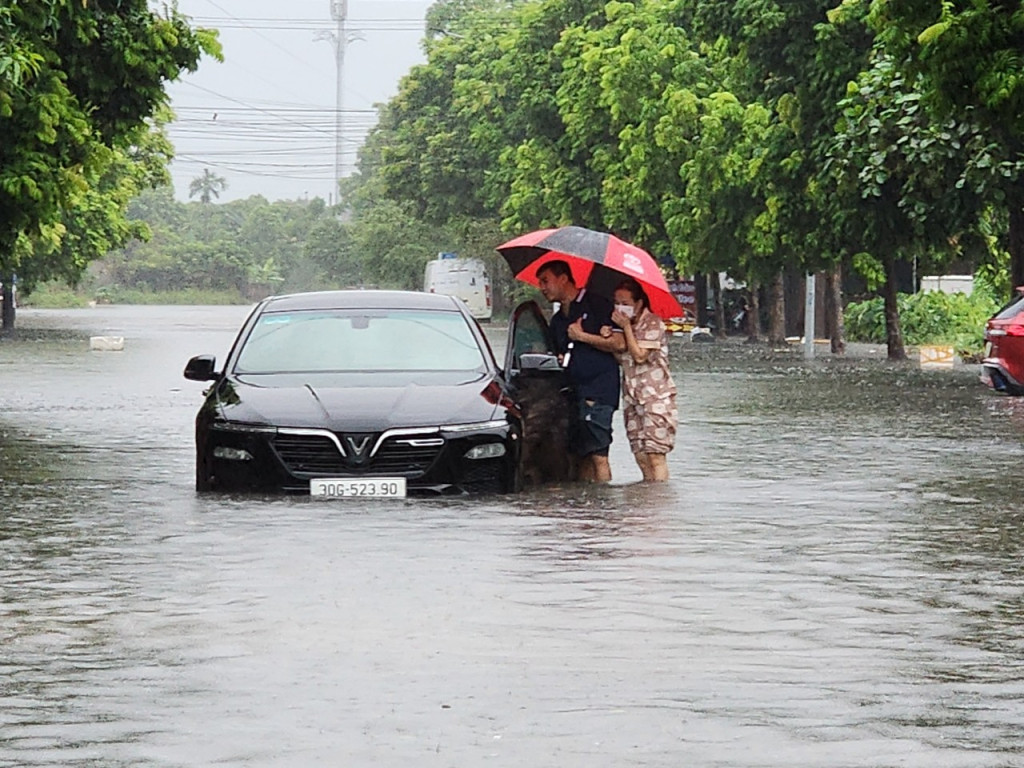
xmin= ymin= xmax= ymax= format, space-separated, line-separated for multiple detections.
xmin=2 ymin=305 xmax=1023 ymax=767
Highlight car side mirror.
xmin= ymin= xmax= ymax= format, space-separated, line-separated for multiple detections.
xmin=184 ymin=354 xmax=219 ymax=381
xmin=519 ymin=352 xmax=562 ymax=372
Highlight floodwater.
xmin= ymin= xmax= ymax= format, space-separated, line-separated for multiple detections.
xmin=2 ymin=304 xmax=1024 ymax=767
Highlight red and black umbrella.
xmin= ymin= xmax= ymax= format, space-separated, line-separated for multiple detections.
xmin=496 ymin=226 xmax=684 ymax=319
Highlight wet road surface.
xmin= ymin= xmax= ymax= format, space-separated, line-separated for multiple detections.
xmin=2 ymin=305 xmax=1023 ymax=767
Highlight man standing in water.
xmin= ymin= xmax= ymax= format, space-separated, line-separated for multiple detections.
xmin=536 ymin=260 xmax=625 ymax=482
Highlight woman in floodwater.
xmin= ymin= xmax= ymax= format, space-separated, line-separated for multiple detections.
xmin=606 ymin=277 xmax=678 ymax=481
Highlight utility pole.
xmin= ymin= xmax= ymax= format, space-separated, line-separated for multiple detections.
xmin=316 ymin=0 xmax=351 ymax=196
xmin=330 ymin=0 xmax=348 ymax=185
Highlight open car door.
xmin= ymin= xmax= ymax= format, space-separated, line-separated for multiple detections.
xmin=504 ymin=301 xmax=575 ymax=484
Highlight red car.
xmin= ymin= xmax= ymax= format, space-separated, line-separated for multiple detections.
xmin=981 ymin=287 xmax=1024 ymax=395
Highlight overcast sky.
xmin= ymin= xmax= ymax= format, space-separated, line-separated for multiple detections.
xmin=164 ymin=0 xmax=431 ymax=203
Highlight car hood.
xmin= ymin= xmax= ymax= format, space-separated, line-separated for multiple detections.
xmin=217 ymin=371 xmax=502 ymax=431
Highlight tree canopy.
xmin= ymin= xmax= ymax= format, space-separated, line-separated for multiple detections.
xmin=0 ymin=0 xmax=220 ymax=328
xmin=865 ymin=0 xmax=1024 ymax=292
xmin=342 ymin=0 xmax=1020 ymax=357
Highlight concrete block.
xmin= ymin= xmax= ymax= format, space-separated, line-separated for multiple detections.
xmin=90 ymin=336 xmax=125 ymax=352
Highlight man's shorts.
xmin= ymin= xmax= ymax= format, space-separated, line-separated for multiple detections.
xmin=570 ymin=398 xmax=615 ymax=458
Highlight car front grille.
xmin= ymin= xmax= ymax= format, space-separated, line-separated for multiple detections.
xmin=372 ymin=439 xmax=443 ymax=474
xmin=272 ymin=433 xmax=345 ymax=474
xmin=271 ymin=431 xmax=443 ymax=477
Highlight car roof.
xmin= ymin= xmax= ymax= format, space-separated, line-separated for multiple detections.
xmin=259 ymin=290 xmax=463 ymax=313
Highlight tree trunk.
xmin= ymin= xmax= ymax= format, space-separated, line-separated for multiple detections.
xmin=824 ymin=262 xmax=845 ymax=355
xmin=767 ymin=271 xmax=786 ymax=345
xmin=882 ymin=256 xmax=906 ymax=360
xmin=745 ymin=281 xmax=762 ymax=343
xmin=1 ymin=279 xmax=14 ymax=333
xmin=711 ymin=272 xmax=726 ymax=339
xmin=1009 ymin=198 xmax=1024 ymax=299
xmin=695 ymin=272 xmax=709 ymax=327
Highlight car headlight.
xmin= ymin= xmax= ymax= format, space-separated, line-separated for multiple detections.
xmin=464 ymin=443 xmax=507 ymax=460
xmin=210 ymin=422 xmax=278 ymax=434
xmin=441 ymin=419 xmax=508 ymax=434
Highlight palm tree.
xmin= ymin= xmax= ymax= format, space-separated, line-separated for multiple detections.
xmin=189 ymin=168 xmax=227 ymax=204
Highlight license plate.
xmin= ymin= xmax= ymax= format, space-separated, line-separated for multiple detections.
xmin=310 ymin=477 xmax=406 ymax=498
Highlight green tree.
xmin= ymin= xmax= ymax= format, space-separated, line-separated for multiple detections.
xmin=95 ymin=190 xmax=343 ymax=300
xmin=0 ymin=1 xmax=219 ymax=329
xmin=305 ymin=215 xmax=362 ymax=287
xmin=825 ymin=48 xmax=991 ymax=358
xmin=547 ymin=2 xmax=768 ymax=283
xmin=866 ymin=0 xmax=1024 ymax=297
xmin=189 ymin=168 xmax=228 ymax=204
xmin=16 ymin=112 xmax=176 ymax=297
xmin=683 ymin=0 xmax=875 ymax=345
xmin=347 ymin=200 xmax=448 ymax=289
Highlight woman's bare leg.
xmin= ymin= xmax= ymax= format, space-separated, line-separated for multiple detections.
xmin=634 ymin=451 xmax=654 ymax=481
xmin=648 ymin=453 xmax=669 ymax=481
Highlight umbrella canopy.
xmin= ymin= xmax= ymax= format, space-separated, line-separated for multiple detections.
xmin=497 ymin=226 xmax=684 ymax=319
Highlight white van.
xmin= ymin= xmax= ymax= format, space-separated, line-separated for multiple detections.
xmin=424 ymin=253 xmax=493 ymax=321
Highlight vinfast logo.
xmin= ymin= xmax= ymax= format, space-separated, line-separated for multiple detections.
xmin=344 ymin=434 xmax=372 ymax=465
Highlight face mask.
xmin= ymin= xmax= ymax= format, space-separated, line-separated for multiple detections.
xmin=615 ymin=303 xmax=635 ymax=319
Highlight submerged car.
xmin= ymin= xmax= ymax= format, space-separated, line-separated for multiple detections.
xmin=981 ymin=287 xmax=1024 ymax=395
xmin=184 ymin=290 xmax=569 ymax=496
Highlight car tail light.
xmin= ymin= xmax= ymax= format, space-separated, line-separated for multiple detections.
xmin=990 ymin=324 xmax=1024 ymax=337
xmin=486 ymin=284 xmax=492 ymax=309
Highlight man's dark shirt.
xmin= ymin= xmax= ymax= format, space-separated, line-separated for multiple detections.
xmin=549 ymin=289 xmax=620 ymax=407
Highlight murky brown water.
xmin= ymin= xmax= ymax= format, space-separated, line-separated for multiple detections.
xmin=2 ymin=305 xmax=1023 ymax=766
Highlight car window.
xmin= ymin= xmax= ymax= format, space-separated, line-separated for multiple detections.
xmin=993 ymin=295 xmax=1024 ymax=321
xmin=234 ymin=309 xmax=486 ymax=373
xmin=508 ymin=301 xmax=554 ymax=370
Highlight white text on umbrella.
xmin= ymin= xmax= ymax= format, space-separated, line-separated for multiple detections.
xmin=622 ymin=252 xmax=645 ymax=274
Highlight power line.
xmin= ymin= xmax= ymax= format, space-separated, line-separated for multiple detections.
xmin=190 ymin=16 xmax=426 ymax=27
xmin=174 ymin=155 xmax=339 ymax=181
xmin=185 ymin=14 xmax=514 ymax=32
xmin=174 ymin=105 xmax=378 ymax=114
xmin=176 ymin=146 xmax=337 ymax=156
xmin=170 ymin=1 xmax=431 ymax=197
xmin=173 ymin=81 xmax=339 ymax=138
xmin=197 ymin=1 xmax=327 ymax=78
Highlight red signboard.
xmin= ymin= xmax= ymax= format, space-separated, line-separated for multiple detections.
xmin=668 ymin=280 xmax=697 ymax=323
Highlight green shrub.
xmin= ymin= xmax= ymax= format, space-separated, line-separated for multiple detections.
xmin=19 ymin=283 xmax=90 ymax=308
xmin=844 ymin=280 xmax=999 ymax=358
xmin=94 ymin=286 xmax=248 ymax=305
xmin=20 ymin=283 xmax=250 ymax=308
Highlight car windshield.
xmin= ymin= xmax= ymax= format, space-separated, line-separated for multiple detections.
xmin=234 ymin=308 xmax=487 ymax=374
xmin=993 ymin=294 xmax=1024 ymax=321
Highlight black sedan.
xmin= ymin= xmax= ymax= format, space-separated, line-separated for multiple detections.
xmin=184 ymin=290 xmax=570 ymax=496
